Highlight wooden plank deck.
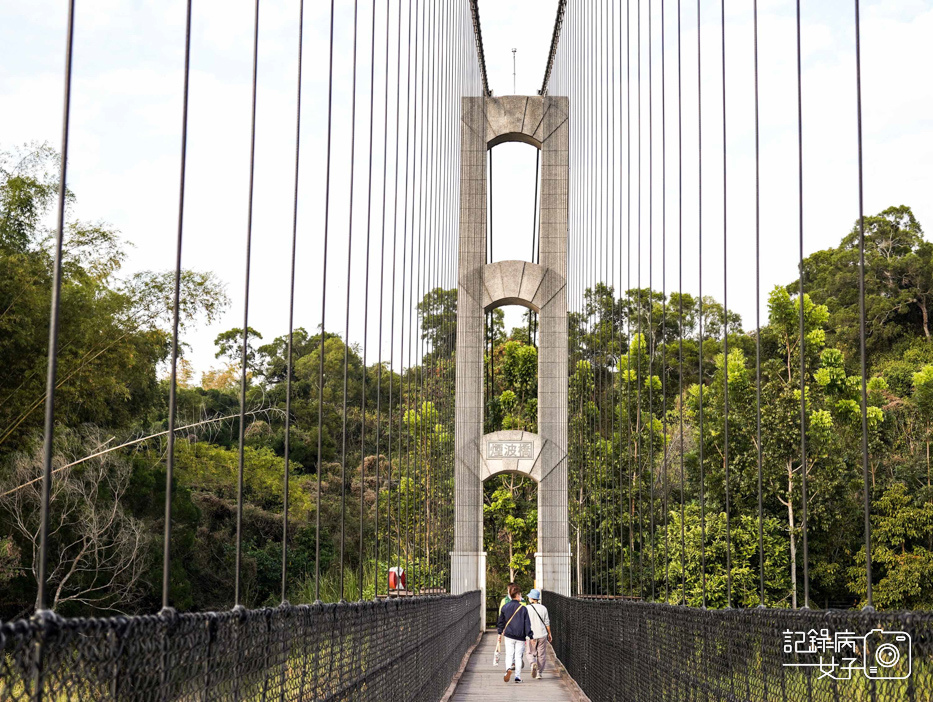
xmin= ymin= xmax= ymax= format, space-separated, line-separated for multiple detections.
xmin=447 ymin=631 xmax=587 ymax=701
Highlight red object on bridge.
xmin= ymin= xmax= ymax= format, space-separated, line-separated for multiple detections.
xmin=388 ymin=567 xmax=406 ymax=590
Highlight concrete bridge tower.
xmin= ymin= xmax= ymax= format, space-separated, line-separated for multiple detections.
xmin=451 ymin=95 xmax=570 ymax=617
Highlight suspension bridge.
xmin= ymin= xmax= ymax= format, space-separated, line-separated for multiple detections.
xmin=0 ymin=0 xmax=931 ymax=700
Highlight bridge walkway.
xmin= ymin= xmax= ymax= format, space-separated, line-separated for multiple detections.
xmin=446 ymin=630 xmax=587 ymax=701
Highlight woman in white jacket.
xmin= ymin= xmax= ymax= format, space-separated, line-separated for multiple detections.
xmin=524 ymin=589 xmax=553 ymax=679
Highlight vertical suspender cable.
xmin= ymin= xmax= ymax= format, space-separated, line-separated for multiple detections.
xmin=610 ymin=0 xmax=618 ymax=596
xmin=636 ymin=0 xmax=644 ymax=599
xmin=721 ymin=0 xmax=732 ymax=609
xmin=162 ymin=0 xmax=192 ymax=612
xmin=397 ymin=0 xmax=415 ymax=581
xmin=408 ymin=0 xmax=424 ymax=582
xmin=410 ymin=0 xmax=424 ymax=584
xmin=487 ymin=143 xmax=493 ymax=404
xmin=581 ymin=0 xmax=588 ymax=595
xmin=754 ymin=0 xmax=765 ymax=608
xmin=603 ymin=0 xmax=610 ymax=597
xmin=416 ymin=0 xmax=431 ymax=591
xmin=677 ymin=0 xmax=686 ymax=605
xmin=854 ymin=0 xmax=873 ymax=610
xmin=338 ymin=0 xmax=361 ymax=604
xmin=661 ymin=0 xmax=669 ymax=603
xmin=626 ymin=0 xmax=634 ymax=597
xmin=385 ymin=0 xmax=406 ymax=596
xmin=591 ymin=0 xmax=599 ymax=595
xmin=588 ymin=0 xmax=595 ymax=595
xmin=589 ymin=0 xmax=596 ymax=596
xmin=590 ymin=0 xmax=600 ymax=593
xmin=373 ymin=0 xmax=392 ymax=600
xmin=424 ymin=0 xmax=436 ymax=591
xmin=315 ymin=0 xmax=337 ymax=603
xmin=420 ymin=0 xmax=436 ymax=590
xmin=696 ymin=0 xmax=707 ymax=608
xmin=282 ymin=0 xmax=305 ymax=604
xmin=605 ymin=0 xmax=612 ymax=598
xmin=618 ymin=0 xmax=626 ymax=597
xmin=489 ymin=146 xmax=494 ymax=400
xmin=532 ymin=150 xmax=540 ymax=346
xmin=36 ymin=0 xmax=76 ymax=615
xmin=359 ymin=0 xmax=378 ymax=601
xmin=648 ymin=0 xmax=656 ymax=603
xmin=795 ymin=0 xmax=810 ymax=610
xmin=234 ymin=0 xmax=261 ymax=608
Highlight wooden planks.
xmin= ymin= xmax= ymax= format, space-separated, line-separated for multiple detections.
xmin=447 ymin=631 xmax=586 ymax=701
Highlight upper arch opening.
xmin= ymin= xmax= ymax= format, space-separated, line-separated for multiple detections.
xmin=488 ymin=132 xmax=541 ymax=150
xmin=486 ymin=141 xmax=540 ymax=267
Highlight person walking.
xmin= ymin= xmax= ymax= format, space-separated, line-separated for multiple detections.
xmin=525 ymin=589 xmax=552 ymax=679
xmin=496 ymin=583 xmax=532 ymax=683
xmin=498 ymin=582 xmax=524 ymax=615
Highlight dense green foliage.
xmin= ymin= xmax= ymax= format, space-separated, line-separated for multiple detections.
xmin=564 ymin=204 xmax=933 ymax=609
xmin=0 ymin=145 xmax=458 ymax=616
xmin=0 ymin=144 xmax=930 ymax=616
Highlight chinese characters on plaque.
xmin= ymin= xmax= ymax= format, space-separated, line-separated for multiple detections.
xmin=487 ymin=441 xmax=533 ymax=459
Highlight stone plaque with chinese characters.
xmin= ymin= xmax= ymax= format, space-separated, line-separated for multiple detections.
xmin=487 ymin=441 xmax=533 ymax=459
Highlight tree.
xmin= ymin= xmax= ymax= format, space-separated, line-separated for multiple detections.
xmin=213 ymin=327 xmax=265 ymax=375
xmin=662 ymin=507 xmax=791 ymax=608
xmin=400 ymin=401 xmax=451 ymax=584
xmin=0 ymin=428 xmax=149 ymax=614
xmin=498 ymin=341 xmax=537 ymax=431
xmin=847 ymin=483 xmax=933 ymax=610
xmin=804 ymin=205 xmax=933 ymax=359
xmin=0 ymin=144 xmax=228 ymax=452
xmin=418 ymin=287 xmax=457 ymax=358
xmin=913 ymin=365 xmax=933 ymax=487
xmin=0 ymin=143 xmax=63 ymax=251
xmin=484 ymin=475 xmax=536 ymax=585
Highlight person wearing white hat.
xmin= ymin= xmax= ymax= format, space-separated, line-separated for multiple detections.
xmin=525 ymin=589 xmax=552 ymax=679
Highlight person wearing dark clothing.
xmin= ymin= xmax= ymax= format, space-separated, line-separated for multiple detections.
xmin=498 ymin=581 xmax=525 ymax=615
xmin=496 ymin=584 xmax=532 ymax=683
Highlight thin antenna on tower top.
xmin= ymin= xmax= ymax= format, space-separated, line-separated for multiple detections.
xmin=512 ymin=48 xmax=517 ymax=93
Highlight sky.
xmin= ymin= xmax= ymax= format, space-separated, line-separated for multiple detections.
xmin=1 ymin=1 xmax=931 ymax=377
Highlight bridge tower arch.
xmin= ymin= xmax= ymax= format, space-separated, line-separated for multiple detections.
xmin=451 ymin=95 xmax=570 ymax=614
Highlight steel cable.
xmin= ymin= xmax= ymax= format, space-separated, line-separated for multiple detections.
xmin=36 ymin=0 xmax=76 ymax=617
xmin=234 ymin=0 xmax=261 ymax=608
xmin=721 ymin=0 xmax=732 ymax=609
xmin=854 ymin=0 xmax=874 ymax=612
xmin=696 ymin=0 xmax=707 ymax=609
xmin=161 ymin=0 xmax=193 ymax=613
xmin=338 ymin=0 xmax=361 ymax=603
xmin=754 ymin=0 xmax=765 ymax=608
xmin=314 ymin=0 xmax=337 ymax=604
xmin=795 ymin=0 xmax=810 ymax=610
xmin=373 ymin=0 xmax=392 ymax=599
xmin=281 ymin=0 xmax=305 ymax=605
xmin=677 ymin=0 xmax=686 ymax=605
xmin=359 ymin=0 xmax=379 ymax=602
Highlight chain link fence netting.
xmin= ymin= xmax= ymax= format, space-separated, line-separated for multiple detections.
xmin=0 ymin=591 xmax=480 ymax=701
xmin=545 ymin=592 xmax=932 ymax=702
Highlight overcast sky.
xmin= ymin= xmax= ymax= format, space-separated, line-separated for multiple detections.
xmin=1 ymin=1 xmax=931 ymax=377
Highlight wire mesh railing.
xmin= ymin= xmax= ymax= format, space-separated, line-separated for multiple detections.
xmin=0 ymin=590 xmax=480 ymax=701
xmin=546 ymin=592 xmax=933 ymax=702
